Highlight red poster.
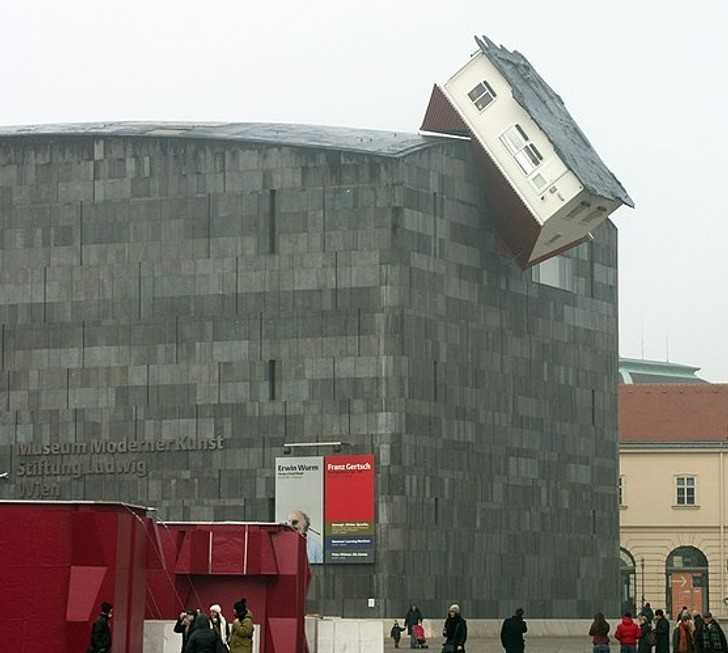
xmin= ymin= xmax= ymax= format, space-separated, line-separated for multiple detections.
xmin=324 ymin=454 xmax=375 ymax=564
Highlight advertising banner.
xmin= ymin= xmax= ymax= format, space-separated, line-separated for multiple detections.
xmin=323 ymin=454 xmax=375 ymax=564
xmin=275 ymin=456 xmax=324 ymax=564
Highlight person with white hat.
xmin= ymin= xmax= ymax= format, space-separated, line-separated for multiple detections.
xmin=209 ymin=604 xmax=230 ymax=650
xmin=443 ymin=604 xmax=467 ymax=653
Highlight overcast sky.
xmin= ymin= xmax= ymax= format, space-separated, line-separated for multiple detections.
xmin=1 ymin=0 xmax=726 ymax=380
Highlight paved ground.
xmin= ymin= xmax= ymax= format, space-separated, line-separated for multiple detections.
xmin=386 ymin=638 xmax=594 ymax=653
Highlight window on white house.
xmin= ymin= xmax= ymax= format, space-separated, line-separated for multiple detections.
xmin=618 ymin=476 xmax=625 ymax=506
xmin=468 ymin=80 xmax=497 ymax=111
xmin=531 ymin=255 xmax=575 ymax=292
xmin=676 ymin=476 xmax=696 ymax=505
xmin=501 ymin=124 xmax=544 ymax=175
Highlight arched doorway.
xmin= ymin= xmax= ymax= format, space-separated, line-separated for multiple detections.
xmin=621 ymin=548 xmax=637 ymax=616
xmin=666 ymin=546 xmax=709 ymax=618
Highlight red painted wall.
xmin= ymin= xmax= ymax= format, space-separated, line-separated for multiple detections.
xmin=0 ymin=504 xmax=309 ymax=653
xmin=146 ymin=522 xmax=310 ymax=653
xmin=0 ymin=501 xmax=151 ymax=653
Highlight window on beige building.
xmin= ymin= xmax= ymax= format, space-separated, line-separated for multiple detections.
xmin=618 ymin=476 xmax=625 ymax=506
xmin=676 ymin=475 xmax=696 ymax=506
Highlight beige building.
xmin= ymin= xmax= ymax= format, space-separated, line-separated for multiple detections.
xmin=619 ymin=381 xmax=728 ymax=619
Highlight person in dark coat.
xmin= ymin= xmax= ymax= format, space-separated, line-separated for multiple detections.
xmin=589 ymin=612 xmax=610 ymax=653
xmin=443 ymin=604 xmax=467 ymax=653
xmin=405 ymin=605 xmax=423 ymax=649
xmin=87 ymin=601 xmax=112 ymax=653
xmin=391 ymin=621 xmax=406 ymax=648
xmin=638 ymin=616 xmax=654 ymax=653
xmin=655 ymin=609 xmax=671 ymax=653
xmin=641 ymin=605 xmax=655 ymax=625
xmin=702 ymin=613 xmax=728 ymax=653
xmin=694 ymin=614 xmax=706 ymax=653
xmin=501 ymin=609 xmax=527 ymax=653
xmin=185 ymin=613 xmax=223 ymax=653
xmin=174 ymin=609 xmax=197 ymax=652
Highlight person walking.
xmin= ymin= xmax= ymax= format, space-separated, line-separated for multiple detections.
xmin=174 ymin=609 xmax=197 ymax=652
xmin=210 ymin=604 xmax=229 ymax=650
xmin=638 ymin=615 xmax=655 ymax=653
xmin=405 ymin=605 xmax=423 ymax=650
xmin=590 ymin=613 xmax=611 ymax=653
xmin=87 ymin=601 xmax=112 ymax=653
xmin=391 ymin=621 xmax=405 ymax=648
xmin=501 ymin=609 xmax=527 ymax=653
xmin=701 ymin=613 xmax=728 ymax=653
xmin=673 ymin=614 xmax=696 ymax=653
xmin=229 ymin=599 xmax=255 ymax=653
xmin=616 ymin=612 xmax=642 ymax=653
xmin=443 ymin=604 xmax=467 ymax=653
xmin=641 ymin=604 xmax=655 ymax=625
xmin=655 ymin=609 xmax=671 ymax=653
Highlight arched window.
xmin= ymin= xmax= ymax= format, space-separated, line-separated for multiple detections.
xmin=621 ymin=548 xmax=637 ymax=615
xmin=666 ymin=546 xmax=709 ymax=619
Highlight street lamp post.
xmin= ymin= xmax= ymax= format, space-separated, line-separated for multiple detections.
xmin=641 ymin=557 xmax=646 ymax=608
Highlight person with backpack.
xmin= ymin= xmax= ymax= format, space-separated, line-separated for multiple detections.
xmin=443 ymin=604 xmax=467 ymax=653
xmin=616 ymin=612 xmax=642 ymax=653
xmin=501 ymin=609 xmax=527 ymax=653
xmin=589 ymin=612 xmax=610 ymax=653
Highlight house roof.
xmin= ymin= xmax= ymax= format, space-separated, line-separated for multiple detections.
xmin=476 ymin=35 xmax=634 ymax=208
xmin=620 ymin=384 xmax=728 ymax=444
xmin=0 ymin=121 xmax=447 ymax=158
xmin=619 ymin=357 xmax=707 ymax=384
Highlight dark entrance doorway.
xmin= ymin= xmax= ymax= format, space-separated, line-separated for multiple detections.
xmin=621 ymin=548 xmax=637 ymax=615
xmin=666 ymin=546 xmax=709 ymax=619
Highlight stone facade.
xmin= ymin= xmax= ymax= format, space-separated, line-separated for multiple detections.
xmin=0 ymin=127 xmax=620 ymax=618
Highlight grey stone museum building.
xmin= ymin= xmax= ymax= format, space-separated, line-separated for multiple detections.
xmin=0 ymin=37 xmax=633 ymax=620
xmin=0 ymin=119 xmax=619 ymax=617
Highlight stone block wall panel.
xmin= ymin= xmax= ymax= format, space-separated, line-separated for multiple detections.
xmin=0 ymin=133 xmax=619 ymax=618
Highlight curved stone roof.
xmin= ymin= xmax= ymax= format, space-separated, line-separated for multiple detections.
xmin=0 ymin=121 xmax=448 ymax=157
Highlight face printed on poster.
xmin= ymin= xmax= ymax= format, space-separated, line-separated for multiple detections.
xmin=275 ymin=453 xmax=375 ymax=565
xmin=275 ymin=457 xmax=324 ymax=564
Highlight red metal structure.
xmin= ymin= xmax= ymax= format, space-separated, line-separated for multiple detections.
xmin=0 ymin=500 xmax=151 ymax=653
xmin=146 ymin=521 xmax=310 ymax=653
xmin=0 ymin=502 xmax=310 ymax=653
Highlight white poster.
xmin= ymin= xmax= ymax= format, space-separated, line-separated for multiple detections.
xmin=275 ymin=456 xmax=324 ymax=564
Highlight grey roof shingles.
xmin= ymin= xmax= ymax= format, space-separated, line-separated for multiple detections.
xmin=0 ymin=121 xmax=448 ymax=158
xmin=476 ymin=35 xmax=634 ymax=208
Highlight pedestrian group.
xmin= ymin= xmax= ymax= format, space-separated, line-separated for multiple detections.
xmin=392 ymin=603 xmax=530 ymax=653
xmin=591 ymin=604 xmax=728 ymax=653
xmin=86 ymin=597 xmax=254 ymax=653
